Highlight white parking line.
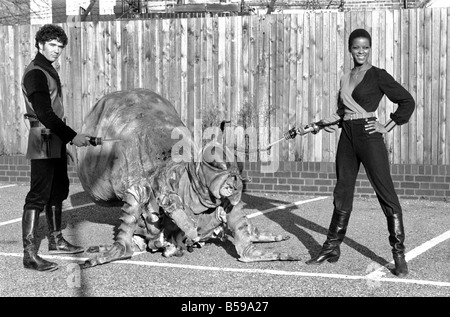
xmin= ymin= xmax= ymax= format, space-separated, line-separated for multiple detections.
xmin=0 ymin=196 xmax=327 ymax=227
xmin=1 ymin=251 xmax=449 ymax=287
xmin=0 ymin=184 xmax=17 ymax=189
xmin=366 ymin=229 xmax=450 ymax=279
xmin=0 ymin=202 xmax=96 ymax=227
xmin=246 ymin=196 xmax=328 ymax=219
xmin=116 ymin=259 xmax=450 ymax=287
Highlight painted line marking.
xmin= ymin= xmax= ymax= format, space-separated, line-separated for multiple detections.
xmin=0 ymin=203 xmax=96 ymax=227
xmin=246 ymin=196 xmax=328 ymax=219
xmin=0 ymin=184 xmax=17 ymax=189
xmin=1 ymin=251 xmax=449 ymax=287
xmin=366 ymin=229 xmax=450 ymax=278
xmin=0 ymin=196 xmax=326 ymax=227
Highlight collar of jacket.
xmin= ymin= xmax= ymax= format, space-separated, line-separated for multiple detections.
xmin=33 ymin=52 xmax=62 ymax=97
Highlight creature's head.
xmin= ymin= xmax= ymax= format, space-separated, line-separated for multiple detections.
xmin=199 ymin=142 xmax=243 ymax=205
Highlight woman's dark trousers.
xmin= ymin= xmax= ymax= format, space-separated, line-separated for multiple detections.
xmin=306 ymin=119 xmax=408 ymax=277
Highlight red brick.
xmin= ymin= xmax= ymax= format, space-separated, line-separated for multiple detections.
xmin=401 ymin=182 xmax=420 ymax=189
xmin=430 ymin=183 xmax=450 ymax=190
xmin=287 ymin=178 xmax=304 ymax=185
xmin=261 ymin=178 xmax=277 ymax=184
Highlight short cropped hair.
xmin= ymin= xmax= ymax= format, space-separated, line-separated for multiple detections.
xmin=35 ymin=24 xmax=68 ymax=49
xmin=348 ymin=28 xmax=372 ymax=50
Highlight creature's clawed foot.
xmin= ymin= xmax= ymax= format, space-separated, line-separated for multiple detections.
xmin=86 ymin=244 xmax=112 ymax=253
xmin=252 ymin=233 xmax=291 ymax=243
xmin=162 ymin=243 xmax=184 ymax=257
xmin=79 ymin=242 xmax=133 ymax=269
xmin=238 ymin=245 xmax=302 ymax=263
xmin=275 ymin=235 xmax=290 ymax=242
xmin=276 ymin=252 xmax=302 ymax=261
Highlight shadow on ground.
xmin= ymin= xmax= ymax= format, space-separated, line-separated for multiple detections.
xmin=42 ymin=189 xmax=390 ymax=270
xmin=241 ymin=193 xmax=391 ymax=268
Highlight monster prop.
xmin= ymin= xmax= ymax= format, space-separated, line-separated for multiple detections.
xmin=76 ymin=89 xmax=301 ymax=268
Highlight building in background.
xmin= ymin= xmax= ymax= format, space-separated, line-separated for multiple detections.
xmin=0 ymin=0 xmax=441 ymax=25
xmin=420 ymin=0 xmax=450 ymax=7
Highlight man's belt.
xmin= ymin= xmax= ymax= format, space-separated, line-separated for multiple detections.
xmin=343 ymin=112 xmax=376 ymax=121
xmin=30 ymin=121 xmax=43 ymax=128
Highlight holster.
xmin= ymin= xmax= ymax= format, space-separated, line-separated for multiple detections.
xmin=26 ymin=124 xmax=63 ymax=160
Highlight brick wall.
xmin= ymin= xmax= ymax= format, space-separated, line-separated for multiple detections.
xmin=1 ymin=155 xmax=448 ymax=202
xmin=240 ymin=161 xmax=450 ymax=201
xmin=0 ymin=155 xmax=79 ymax=186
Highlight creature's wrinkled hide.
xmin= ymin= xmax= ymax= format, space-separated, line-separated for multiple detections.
xmin=77 ymin=89 xmax=302 ymax=269
xmin=77 ymin=89 xmax=191 ymax=206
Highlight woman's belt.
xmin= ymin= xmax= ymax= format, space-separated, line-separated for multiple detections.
xmin=343 ymin=112 xmax=376 ymax=121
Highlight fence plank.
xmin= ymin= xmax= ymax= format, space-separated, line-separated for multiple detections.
xmin=295 ymin=12 xmax=304 ymax=162
xmin=160 ymin=19 xmax=170 ymax=98
xmin=300 ymin=12 xmax=311 ymax=162
xmin=313 ymin=12 xmax=323 ymax=162
xmin=288 ymin=14 xmax=298 ymax=162
xmin=216 ymin=16 xmax=226 ymax=125
xmin=390 ymin=9 xmax=398 ymax=163
xmin=229 ymin=18 xmax=242 ymax=124
xmin=258 ymin=16 xmax=270 ymax=163
xmin=438 ymin=8 xmax=447 ymax=165
xmin=0 ymin=26 xmax=7 ymax=153
xmin=408 ymin=9 xmax=418 ymax=165
xmin=423 ymin=8 xmax=433 ymax=164
xmin=396 ymin=11 xmax=414 ymax=163
xmin=249 ymin=15 xmax=259 ymax=162
xmin=446 ymin=9 xmax=450 ymax=165
xmin=203 ymin=16 xmax=214 ymax=127
xmin=16 ymin=24 xmax=32 ymax=153
xmin=416 ymin=8 xmax=425 ymax=165
xmin=186 ymin=17 xmax=196 ymax=132
xmin=193 ymin=18 xmax=203 ymax=145
xmin=431 ymin=9 xmax=440 ymax=165
xmin=6 ymin=27 xmax=15 ymax=152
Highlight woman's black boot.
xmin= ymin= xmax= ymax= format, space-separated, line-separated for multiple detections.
xmin=387 ymin=213 xmax=408 ymax=277
xmin=22 ymin=209 xmax=58 ymax=271
xmin=306 ymin=208 xmax=351 ymax=265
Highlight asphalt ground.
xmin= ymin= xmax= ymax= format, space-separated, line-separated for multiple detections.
xmin=0 ymin=182 xmax=449 ymax=304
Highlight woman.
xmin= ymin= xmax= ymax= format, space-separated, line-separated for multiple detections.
xmin=305 ymin=29 xmax=415 ymax=277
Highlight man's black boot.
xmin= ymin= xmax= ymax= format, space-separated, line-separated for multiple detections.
xmin=387 ymin=213 xmax=408 ymax=277
xmin=306 ymin=208 xmax=351 ymax=265
xmin=46 ymin=204 xmax=84 ymax=254
xmin=22 ymin=209 xmax=58 ymax=271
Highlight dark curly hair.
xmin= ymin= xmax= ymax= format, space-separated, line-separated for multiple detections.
xmin=35 ymin=24 xmax=68 ymax=49
xmin=348 ymin=28 xmax=372 ymax=50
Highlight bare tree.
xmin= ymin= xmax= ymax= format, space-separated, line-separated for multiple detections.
xmin=267 ymin=0 xmax=277 ymax=14
xmin=0 ymin=0 xmax=30 ymax=24
xmin=0 ymin=0 xmax=54 ymax=25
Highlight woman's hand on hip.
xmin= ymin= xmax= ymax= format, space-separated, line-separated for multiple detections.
xmin=365 ymin=120 xmax=388 ymax=134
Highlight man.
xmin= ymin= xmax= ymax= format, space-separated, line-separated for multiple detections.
xmin=21 ymin=24 xmax=90 ymax=272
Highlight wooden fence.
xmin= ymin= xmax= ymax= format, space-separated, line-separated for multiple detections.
xmin=1 ymin=8 xmax=449 ymax=165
